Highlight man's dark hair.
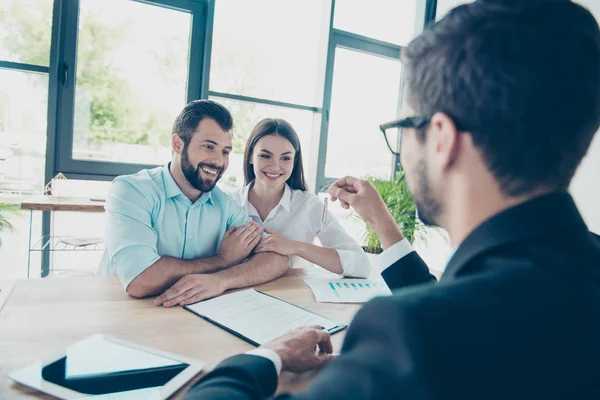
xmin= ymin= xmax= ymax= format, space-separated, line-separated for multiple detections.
xmin=172 ymin=100 xmax=233 ymax=145
xmin=403 ymin=0 xmax=600 ymax=196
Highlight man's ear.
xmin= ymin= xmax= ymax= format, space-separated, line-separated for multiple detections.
xmin=172 ymin=133 xmax=184 ymax=155
xmin=430 ymin=112 xmax=460 ymax=170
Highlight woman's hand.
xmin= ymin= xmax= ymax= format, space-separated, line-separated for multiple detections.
xmin=255 ymin=228 xmax=299 ymax=256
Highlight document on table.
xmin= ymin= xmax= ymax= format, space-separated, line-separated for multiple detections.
xmin=304 ymin=278 xmax=392 ymax=303
xmin=184 ymin=289 xmax=346 ymax=346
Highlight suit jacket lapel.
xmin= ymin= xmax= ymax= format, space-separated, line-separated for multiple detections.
xmin=441 ymin=192 xmax=588 ymax=281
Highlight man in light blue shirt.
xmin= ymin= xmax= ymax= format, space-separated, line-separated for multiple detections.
xmin=97 ymin=100 xmax=289 ymax=306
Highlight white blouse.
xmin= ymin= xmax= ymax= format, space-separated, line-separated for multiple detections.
xmin=234 ymin=183 xmax=371 ymax=278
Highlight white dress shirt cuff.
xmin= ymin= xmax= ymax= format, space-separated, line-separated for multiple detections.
xmin=380 ymin=238 xmax=415 ymax=272
xmin=245 ymin=348 xmax=283 ymax=376
xmin=335 ymin=249 xmax=372 ymax=279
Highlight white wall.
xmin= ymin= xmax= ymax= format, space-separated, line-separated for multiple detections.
xmin=570 ymin=133 xmax=600 ymax=234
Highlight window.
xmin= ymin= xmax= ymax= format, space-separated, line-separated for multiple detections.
xmin=71 ymin=0 xmax=192 ymax=165
xmin=0 ymin=0 xmax=52 ymax=193
xmin=0 ymin=70 xmax=49 ymax=192
xmin=0 ymin=0 xmax=53 ymax=65
xmin=0 ymin=0 xmax=53 ymax=279
xmin=324 ymin=48 xmax=401 ymax=180
xmin=210 ymin=0 xmax=329 ymax=106
xmin=575 ymin=0 xmax=600 ymax=17
xmin=0 ymin=71 xmax=48 ymax=278
xmin=334 ymin=0 xmax=419 ymax=45
xmin=210 ymin=96 xmax=319 ymax=191
xmin=436 ymin=0 xmax=474 ymax=20
xmin=210 ymin=0 xmax=331 ymax=192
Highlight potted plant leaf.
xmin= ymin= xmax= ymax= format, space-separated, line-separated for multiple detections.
xmin=357 ymin=169 xmax=425 ymax=255
xmin=0 ymin=202 xmax=22 ymax=248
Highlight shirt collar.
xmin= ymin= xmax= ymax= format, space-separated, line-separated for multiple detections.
xmin=197 ymin=191 xmax=214 ymax=205
xmin=162 ymin=163 xmax=213 ymax=205
xmin=242 ymin=181 xmax=293 ymax=215
xmin=280 ymin=184 xmax=292 ymax=212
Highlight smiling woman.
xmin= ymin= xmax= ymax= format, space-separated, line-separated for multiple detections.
xmin=233 ymin=118 xmax=372 ymax=278
xmin=243 ymin=119 xmax=307 ymax=192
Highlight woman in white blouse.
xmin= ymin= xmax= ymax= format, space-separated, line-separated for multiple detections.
xmin=234 ymin=118 xmax=371 ymax=278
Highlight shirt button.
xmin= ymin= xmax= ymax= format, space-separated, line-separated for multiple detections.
xmin=188 ymin=236 xmax=193 ymax=240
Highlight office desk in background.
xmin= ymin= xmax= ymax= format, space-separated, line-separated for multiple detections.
xmin=0 ymin=268 xmax=361 ymax=399
xmin=19 ymin=195 xmax=106 ymax=213
xmin=17 ymin=195 xmax=106 ymax=278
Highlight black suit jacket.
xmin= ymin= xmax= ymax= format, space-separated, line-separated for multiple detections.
xmin=184 ymin=192 xmax=600 ymax=399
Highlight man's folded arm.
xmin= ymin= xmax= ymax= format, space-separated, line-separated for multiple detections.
xmin=104 ymin=179 xmax=229 ymax=298
xmin=213 ymin=251 xmax=290 ymax=293
xmin=125 ymin=254 xmax=230 ymax=298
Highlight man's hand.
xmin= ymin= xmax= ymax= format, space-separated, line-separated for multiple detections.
xmin=217 ymin=222 xmax=262 ymax=266
xmin=328 ymin=176 xmax=405 ymax=249
xmin=154 ymin=274 xmax=226 ymax=307
xmin=254 ymin=228 xmax=298 ymax=256
xmin=328 ymin=176 xmax=389 ymax=225
xmin=262 ymin=326 xmax=334 ymax=374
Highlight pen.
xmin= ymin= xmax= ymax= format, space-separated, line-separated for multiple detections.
xmin=319 ymin=197 xmax=328 ymax=233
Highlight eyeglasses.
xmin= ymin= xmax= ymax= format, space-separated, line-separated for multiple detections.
xmin=379 ymin=116 xmax=431 ymax=156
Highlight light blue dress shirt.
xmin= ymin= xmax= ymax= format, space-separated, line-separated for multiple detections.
xmin=97 ymin=164 xmax=249 ymax=289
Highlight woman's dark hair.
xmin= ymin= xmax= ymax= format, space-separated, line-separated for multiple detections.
xmin=243 ymin=118 xmax=308 ymax=191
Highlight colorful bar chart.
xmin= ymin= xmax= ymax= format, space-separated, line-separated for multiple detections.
xmin=305 ymin=278 xmax=392 ymax=303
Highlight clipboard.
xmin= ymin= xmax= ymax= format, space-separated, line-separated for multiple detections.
xmin=184 ymin=289 xmax=347 ymax=346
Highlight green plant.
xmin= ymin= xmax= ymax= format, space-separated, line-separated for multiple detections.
xmin=0 ymin=202 xmax=22 ymax=247
xmin=358 ymin=170 xmax=425 ymax=254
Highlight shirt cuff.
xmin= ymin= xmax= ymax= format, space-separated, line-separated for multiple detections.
xmin=379 ymin=238 xmax=414 ymax=272
xmin=336 ymin=249 xmax=371 ymax=278
xmin=245 ymin=348 xmax=282 ymax=376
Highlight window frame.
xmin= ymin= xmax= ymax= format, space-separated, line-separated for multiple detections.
xmin=314 ymin=0 xmax=434 ymax=192
xmin=33 ymin=0 xmax=436 ymax=186
xmin=51 ymin=0 xmax=209 ymax=180
xmin=314 ymin=29 xmax=402 ymax=192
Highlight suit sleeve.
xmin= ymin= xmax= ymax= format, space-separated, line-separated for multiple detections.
xmin=183 ymin=354 xmax=282 ymax=400
xmin=381 ymin=251 xmax=437 ymax=290
xmin=184 ymin=297 xmax=434 ymax=400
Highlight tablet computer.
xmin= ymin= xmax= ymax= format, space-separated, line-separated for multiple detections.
xmin=9 ymin=334 xmax=204 ymax=399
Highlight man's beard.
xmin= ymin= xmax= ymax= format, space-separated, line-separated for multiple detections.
xmin=411 ymin=158 xmax=442 ymax=227
xmin=180 ymin=145 xmax=223 ymax=192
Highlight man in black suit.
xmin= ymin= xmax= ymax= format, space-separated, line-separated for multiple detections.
xmin=184 ymin=0 xmax=600 ymax=398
